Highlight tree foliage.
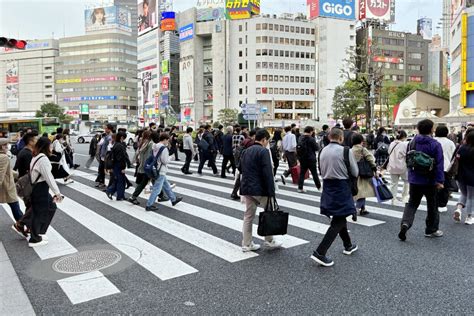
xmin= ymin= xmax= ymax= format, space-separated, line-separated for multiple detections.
xmin=217 ymin=108 xmax=239 ymax=127
xmin=36 ymin=102 xmax=68 ymax=121
xmin=332 ymin=81 xmax=366 ymax=120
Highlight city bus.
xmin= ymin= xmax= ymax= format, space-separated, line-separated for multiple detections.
xmin=0 ymin=117 xmax=61 ymax=142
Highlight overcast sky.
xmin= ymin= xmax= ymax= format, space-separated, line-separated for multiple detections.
xmin=0 ymin=0 xmax=442 ymax=40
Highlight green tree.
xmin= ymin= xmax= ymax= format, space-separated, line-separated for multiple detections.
xmin=217 ymin=108 xmax=238 ymax=127
xmin=332 ymin=81 xmax=366 ymax=120
xmin=36 ymin=102 xmax=67 ymax=120
xmin=426 ymin=83 xmax=450 ymax=99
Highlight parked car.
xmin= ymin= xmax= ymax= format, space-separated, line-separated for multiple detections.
xmin=76 ymin=130 xmax=135 ymax=146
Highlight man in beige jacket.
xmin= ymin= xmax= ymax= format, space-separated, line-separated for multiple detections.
xmin=0 ymin=138 xmax=24 ymax=224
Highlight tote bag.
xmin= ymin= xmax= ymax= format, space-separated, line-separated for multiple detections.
xmin=257 ymin=197 xmax=289 ymax=236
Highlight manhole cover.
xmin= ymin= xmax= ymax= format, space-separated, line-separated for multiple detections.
xmin=52 ymin=250 xmax=122 ymax=274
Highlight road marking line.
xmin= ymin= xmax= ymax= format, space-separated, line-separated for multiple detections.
xmin=66 ymin=180 xmax=258 ymax=262
xmin=57 ymin=194 xmax=198 ymax=280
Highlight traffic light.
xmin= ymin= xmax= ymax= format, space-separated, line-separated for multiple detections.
xmin=0 ymin=37 xmax=27 ymax=50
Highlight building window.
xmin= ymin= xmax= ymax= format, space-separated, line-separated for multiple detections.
xmin=239 ymin=25 xmax=243 ymax=32
xmin=285 ymin=25 xmax=289 ymax=32
xmin=239 ymin=88 xmax=243 ymax=95
xmin=274 ymin=62 xmax=279 ymax=69
xmin=45 ymin=85 xmax=52 ymax=88
xmin=239 ymin=38 xmax=242 ymax=44
xmin=45 ymin=94 xmax=53 ymax=98
xmin=262 ymin=75 xmax=268 ymax=81
xmin=408 ymin=52 xmax=423 ymax=59
xmin=274 ymin=75 xmax=278 ymax=82
xmin=263 ymin=23 xmax=268 ymax=30
xmin=269 ymin=75 xmax=273 ymax=81
xmin=239 ymin=63 xmax=243 ymax=69
xmin=256 ymin=88 xmax=261 ymax=94
xmin=239 ymin=76 xmax=243 ymax=82
xmin=350 ymin=35 xmax=355 ymax=41
xmin=269 ymin=88 xmax=273 ymax=94
xmin=296 ymin=39 xmax=300 ymax=45
xmin=256 ymin=62 xmax=261 ymax=69
xmin=311 ymin=28 xmax=315 ymax=35
xmin=256 ymin=49 xmax=261 ymax=56
xmin=44 ymin=66 xmax=52 ymax=70
xmin=239 ymin=50 xmax=243 ymax=57
xmin=256 ymin=36 xmax=261 ymax=43
xmin=290 ymin=26 xmax=295 ymax=32
xmin=296 ymin=27 xmax=300 ymax=33
xmin=245 ymin=35 xmax=248 ymax=44
xmin=295 ymin=64 xmax=300 ymax=70
xmin=280 ymin=25 xmax=284 ymax=31
xmin=256 ymin=23 xmax=261 ymax=30
xmin=269 ymin=24 xmax=273 ymax=31
xmin=45 ymin=75 xmax=52 ymax=79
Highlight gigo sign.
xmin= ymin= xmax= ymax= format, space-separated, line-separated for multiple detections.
xmin=307 ymin=0 xmax=355 ymax=21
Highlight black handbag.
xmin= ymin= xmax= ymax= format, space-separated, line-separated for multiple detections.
xmin=357 ymin=157 xmax=374 ymax=178
xmin=343 ymin=147 xmax=358 ymax=196
xmin=257 ymin=197 xmax=289 ymax=237
xmin=444 ymin=177 xmax=459 ymax=192
xmin=437 ymin=187 xmax=450 ymax=208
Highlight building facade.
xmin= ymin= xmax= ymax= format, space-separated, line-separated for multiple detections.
xmin=356 ymin=26 xmax=430 ymax=87
xmin=0 ymin=40 xmax=59 ymax=117
xmin=55 ymin=31 xmax=138 ymax=122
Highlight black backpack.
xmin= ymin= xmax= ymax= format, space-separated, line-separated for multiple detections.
xmin=376 ymin=141 xmax=389 ymax=155
xmin=269 ymin=139 xmax=279 ymax=162
xmin=296 ymin=137 xmax=308 ymax=160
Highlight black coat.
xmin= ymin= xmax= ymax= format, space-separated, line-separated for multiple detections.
xmin=240 ymin=143 xmax=275 ymax=197
xmin=299 ymin=134 xmax=319 ymax=162
xmin=89 ymin=136 xmax=98 ymax=156
xmin=111 ymin=142 xmax=128 ymax=170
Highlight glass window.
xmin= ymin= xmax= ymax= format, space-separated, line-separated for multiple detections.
xmin=285 ymin=88 xmax=289 ymax=94
xmin=285 ymin=51 xmax=289 ymax=57
xmin=269 ymin=75 xmax=273 ymax=81
xmin=262 ymin=62 xmax=268 ymax=68
xmin=295 ymin=64 xmax=300 ymax=70
xmin=290 ymin=39 xmax=295 ymax=45
xmin=269 ymin=62 xmax=273 ymax=69
xmin=280 ymin=25 xmax=284 ymax=31
xmin=285 ymin=25 xmax=289 ymax=32
xmin=280 ymin=63 xmax=284 ymax=69
xmin=269 ymin=24 xmax=273 ymax=30
xmin=262 ymin=23 xmax=268 ymax=30
xmin=280 ymin=50 xmax=284 ymax=57
xmin=262 ymin=75 xmax=268 ymax=81
xmin=256 ymin=88 xmax=261 ymax=94
xmin=290 ymin=64 xmax=295 ymax=70
xmin=296 ymin=39 xmax=300 ymax=45
xmin=256 ymin=36 xmax=261 ymax=43
xmin=290 ymin=88 xmax=295 ymax=95
xmin=280 ymin=88 xmax=284 ymax=94
xmin=274 ymin=75 xmax=279 ymax=82
xmin=256 ymin=75 xmax=261 ymax=81
xmin=280 ymin=38 xmax=285 ymax=44
xmin=296 ymin=76 xmax=300 ymax=82
xmin=285 ymin=76 xmax=289 ymax=82
xmin=262 ymin=36 xmax=268 ymax=43
xmin=274 ymin=62 xmax=279 ymax=69
xmin=285 ymin=63 xmax=289 ymax=70
xmin=239 ymin=38 xmax=242 ymax=44
xmin=256 ymin=24 xmax=261 ymax=30
xmin=256 ymin=49 xmax=261 ymax=56
xmin=279 ymin=75 xmax=284 ymax=82
xmin=290 ymin=26 xmax=295 ymax=32
xmin=269 ymin=88 xmax=273 ymax=94
xmin=239 ymin=25 xmax=243 ymax=32
xmin=290 ymin=76 xmax=294 ymax=82
xmin=269 ymin=37 xmax=273 ymax=43
xmin=285 ymin=38 xmax=290 ymax=45
xmin=256 ymin=62 xmax=261 ymax=69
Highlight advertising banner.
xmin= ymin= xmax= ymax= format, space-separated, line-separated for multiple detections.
xmin=359 ymin=0 xmax=394 ymax=22
xmin=138 ymin=0 xmax=157 ymax=35
xmin=451 ymin=0 xmax=465 ymax=25
xmin=197 ymin=7 xmax=226 ymax=21
xmin=5 ymin=60 xmax=19 ymax=110
xmin=307 ymin=0 xmax=355 ymax=21
xmin=417 ymin=18 xmax=433 ymax=40
xmin=141 ymin=71 xmax=152 ymax=106
xmin=180 ymin=58 xmax=194 ymax=104
xmin=63 ymin=96 xmax=117 ymax=102
xmin=85 ymin=6 xmax=130 ymax=32
xmin=226 ymin=0 xmax=260 ymax=20
xmin=161 ymin=19 xmax=176 ymax=31
xmin=56 ymin=76 xmax=117 ymax=84
xmin=179 ymin=24 xmax=194 ymax=41
xmin=160 ymin=92 xmax=169 ymax=109
xmin=373 ymin=56 xmax=402 ymax=63
xmin=161 ymin=60 xmax=169 ymax=74
xmin=161 ymin=77 xmax=169 ymax=91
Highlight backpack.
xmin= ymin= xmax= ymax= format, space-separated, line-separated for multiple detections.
xmin=269 ymin=139 xmax=279 ymax=162
xmin=406 ymin=140 xmax=434 ymax=175
xmin=15 ymin=156 xmax=44 ymax=205
xmin=104 ymin=150 xmax=114 ymax=170
xmin=296 ymin=137 xmax=308 ymax=160
xmin=144 ymin=146 xmax=166 ymax=180
xmin=376 ymin=141 xmax=389 ymax=155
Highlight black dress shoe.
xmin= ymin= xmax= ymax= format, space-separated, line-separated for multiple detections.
xmin=106 ymin=192 xmax=113 ymax=200
xmin=231 ymin=194 xmax=240 ymax=200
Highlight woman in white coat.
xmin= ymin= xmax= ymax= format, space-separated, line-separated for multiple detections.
xmin=385 ymin=130 xmax=409 ymax=206
xmin=52 ymin=134 xmax=73 ymax=183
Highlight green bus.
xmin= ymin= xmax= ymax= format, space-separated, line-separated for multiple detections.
xmin=0 ymin=117 xmax=60 ymax=142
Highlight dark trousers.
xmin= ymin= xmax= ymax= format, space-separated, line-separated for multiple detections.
xmin=174 ymin=146 xmax=180 ymax=160
xmin=283 ymin=151 xmax=297 ymax=177
xmin=19 ymin=205 xmax=33 ymax=228
xmin=30 ymin=182 xmax=56 ymax=243
xmin=107 ymin=164 xmax=125 ymax=199
xmin=221 ymin=154 xmax=236 ymax=177
xmin=316 ymin=216 xmax=352 ymax=256
xmin=298 ymin=160 xmax=320 ymax=190
xmin=273 ymin=159 xmax=279 ymax=176
xmin=232 ymin=173 xmax=241 ymax=197
xmin=182 ymin=150 xmax=193 ymax=172
xmin=198 ymin=151 xmax=218 ymax=174
xmin=132 ymin=173 xmax=149 ymax=198
xmin=401 ymin=184 xmax=439 ymax=234
xmin=8 ymin=202 xmax=23 ymax=221
xmin=96 ymin=160 xmax=105 ymax=184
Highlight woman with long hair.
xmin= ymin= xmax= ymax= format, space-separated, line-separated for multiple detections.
xmin=106 ymin=132 xmax=128 ymax=201
xmin=52 ymin=133 xmax=73 ymax=184
xmin=385 ymin=130 xmax=409 ymax=205
xmin=270 ymin=129 xmax=283 ymax=176
xmin=454 ymin=129 xmax=474 ymax=225
xmin=128 ymin=130 xmax=153 ymax=205
xmin=28 ymin=137 xmax=63 ymax=247
xmin=91 ymin=7 xmax=106 ymax=26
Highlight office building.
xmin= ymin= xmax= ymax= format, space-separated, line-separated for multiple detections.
xmin=0 ymin=39 xmax=59 ymax=117
xmin=428 ymin=34 xmax=449 ymax=88
xmin=356 ymin=27 xmax=430 ymax=86
xmin=450 ymin=3 xmax=474 ymax=113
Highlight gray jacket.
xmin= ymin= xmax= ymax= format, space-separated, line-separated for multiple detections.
xmin=319 ymin=143 xmax=359 ymax=180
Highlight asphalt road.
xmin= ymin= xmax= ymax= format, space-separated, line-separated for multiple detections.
xmin=1 ymin=143 xmax=473 ymax=314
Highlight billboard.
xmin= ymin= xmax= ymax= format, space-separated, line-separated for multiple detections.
xmin=56 ymin=76 xmax=117 ymax=84
xmin=307 ymin=0 xmax=355 ymax=21
xmin=180 ymin=58 xmax=194 ymax=104
xmin=138 ymin=0 xmax=157 ymax=35
xmin=161 ymin=77 xmax=169 ymax=91
xmin=161 ymin=60 xmax=169 ymax=74
xmin=197 ymin=7 xmax=226 ymax=21
xmin=417 ymin=18 xmax=433 ymax=40
xmin=359 ymin=0 xmax=395 ymax=22
xmin=85 ymin=6 xmax=131 ymax=32
xmin=5 ymin=60 xmax=19 ymax=110
xmin=179 ymin=24 xmax=194 ymax=41
xmin=141 ymin=71 xmax=152 ymax=106
xmin=226 ymin=0 xmax=260 ymax=20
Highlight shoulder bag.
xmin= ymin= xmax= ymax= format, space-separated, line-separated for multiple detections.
xmin=257 ymin=197 xmax=289 ymax=237
xmin=15 ymin=156 xmax=45 ymax=205
xmin=381 ymin=142 xmax=400 ymax=170
xmin=357 ymin=149 xmax=374 ymax=178
xmin=343 ymin=147 xmax=358 ymax=196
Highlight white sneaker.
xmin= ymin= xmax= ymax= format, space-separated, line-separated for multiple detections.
xmin=242 ymin=242 xmax=260 ymax=252
xmin=465 ymin=216 xmax=474 ymax=225
xmin=453 ymin=209 xmax=462 ymax=222
xmin=170 ymin=183 xmax=176 ymax=189
xmin=28 ymin=239 xmax=49 ymax=247
xmin=392 ymin=200 xmax=405 ymax=207
xmin=264 ymin=239 xmax=283 ymax=249
xmin=438 ymin=207 xmax=448 ymax=213
xmin=297 ymin=189 xmax=306 ymax=193
xmin=39 ymin=234 xmax=48 ymax=241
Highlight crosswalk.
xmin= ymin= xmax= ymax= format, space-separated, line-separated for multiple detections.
xmin=0 ymin=156 xmax=461 ymax=307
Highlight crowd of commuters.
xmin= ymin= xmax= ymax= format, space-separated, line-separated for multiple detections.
xmin=1 ymin=118 xmax=473 ymax=268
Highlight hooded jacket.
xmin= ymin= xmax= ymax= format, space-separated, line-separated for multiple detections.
xmin=407 ymin=135 xmax=444 ymax=185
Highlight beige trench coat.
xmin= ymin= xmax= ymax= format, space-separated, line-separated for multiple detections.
xmin=352 ymin=145 xmax=376 ymax=200
xmin=0 ymin=153 xmax=19 ymax=203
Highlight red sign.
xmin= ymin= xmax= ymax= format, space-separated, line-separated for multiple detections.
xmin=368 ymin=0 xmax=390 ymax=17
xmin=359 ymin=0 xmax=366 ymax=19
xmin=161 ymin=77 xmax=169 ymax=91
xmin=6 ymin=76 xmax=18 ymax=84
xmin=307 ymin=0 xmax=319 ymax=20
xmin=409 ymin=76 xmax=422 ymax=82
xmin=373 ymin=56 xmax=402 ymax=64
xmin=161 ymin=19 xmax=176 ymax=31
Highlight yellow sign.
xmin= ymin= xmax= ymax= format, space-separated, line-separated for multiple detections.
xmin=466 ymin=82 xmax=474 ymax=91
xmin=226 ymin=0 xmax=260 ymax=20
xmin=56 ymin=78 xmax=81 ymax=84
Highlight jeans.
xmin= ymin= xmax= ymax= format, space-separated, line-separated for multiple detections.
xmin=182 ymin=150 xmax=193 ymax=172
xmin=298 ymin=160 xmax=320 ymax=190
xmin=390 ymin=174 xmax=409 ymax=202
xmin=355 ymin=198 xmax=366 ymax=210
xmin=8 ymin=202 xmax=23 ymax=221
xmin=316 ymin=216 xmax=352 ymax=256
xmin=401 ymin=184 xmax=439 ymax=234
xmin=221 ymin=154 xmax=236 ymax=177
xmin=107 ymin=164 xmax=125 ymax=200
xmin=242 ymin=196 xmax=273 ymax=246
xmin=282 ymin=151 xmax=297 ymax=177
xmin=457 ymin=181 xmax=474 ymax=215
xmin=198 ymin=151 xmax=218 ymax=174
xmin=147 ymin=174 xmax=176 ymax=207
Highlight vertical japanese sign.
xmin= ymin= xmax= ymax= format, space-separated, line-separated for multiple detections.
xmin=6 ymin=60 xmax=19 ymax=110
xmin=180 ymin=58 xmax=194 ymax=104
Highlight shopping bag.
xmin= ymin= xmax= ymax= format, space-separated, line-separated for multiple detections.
xmin=290 ymin=165 xmax=309 ymax=185
xmin=372 ymin=177 xmax=393 ymax=203
xmin=257 ymin=197 xmax=289 ymax=236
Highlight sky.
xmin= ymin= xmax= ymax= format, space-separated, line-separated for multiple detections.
xmin=0 ymin=0 xmax=442 ymax=40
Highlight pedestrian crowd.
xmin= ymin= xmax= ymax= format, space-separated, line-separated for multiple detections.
xmin=1 ymin=118 xmax=473 ymax=269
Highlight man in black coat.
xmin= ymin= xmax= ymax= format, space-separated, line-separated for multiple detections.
xmin=197 ymin=124 xmax=218 ymax=175
xmin=297 ymin=126 xmax=321 ymax=193
xmin=240 ymin=129 xmax=283 ymax=252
